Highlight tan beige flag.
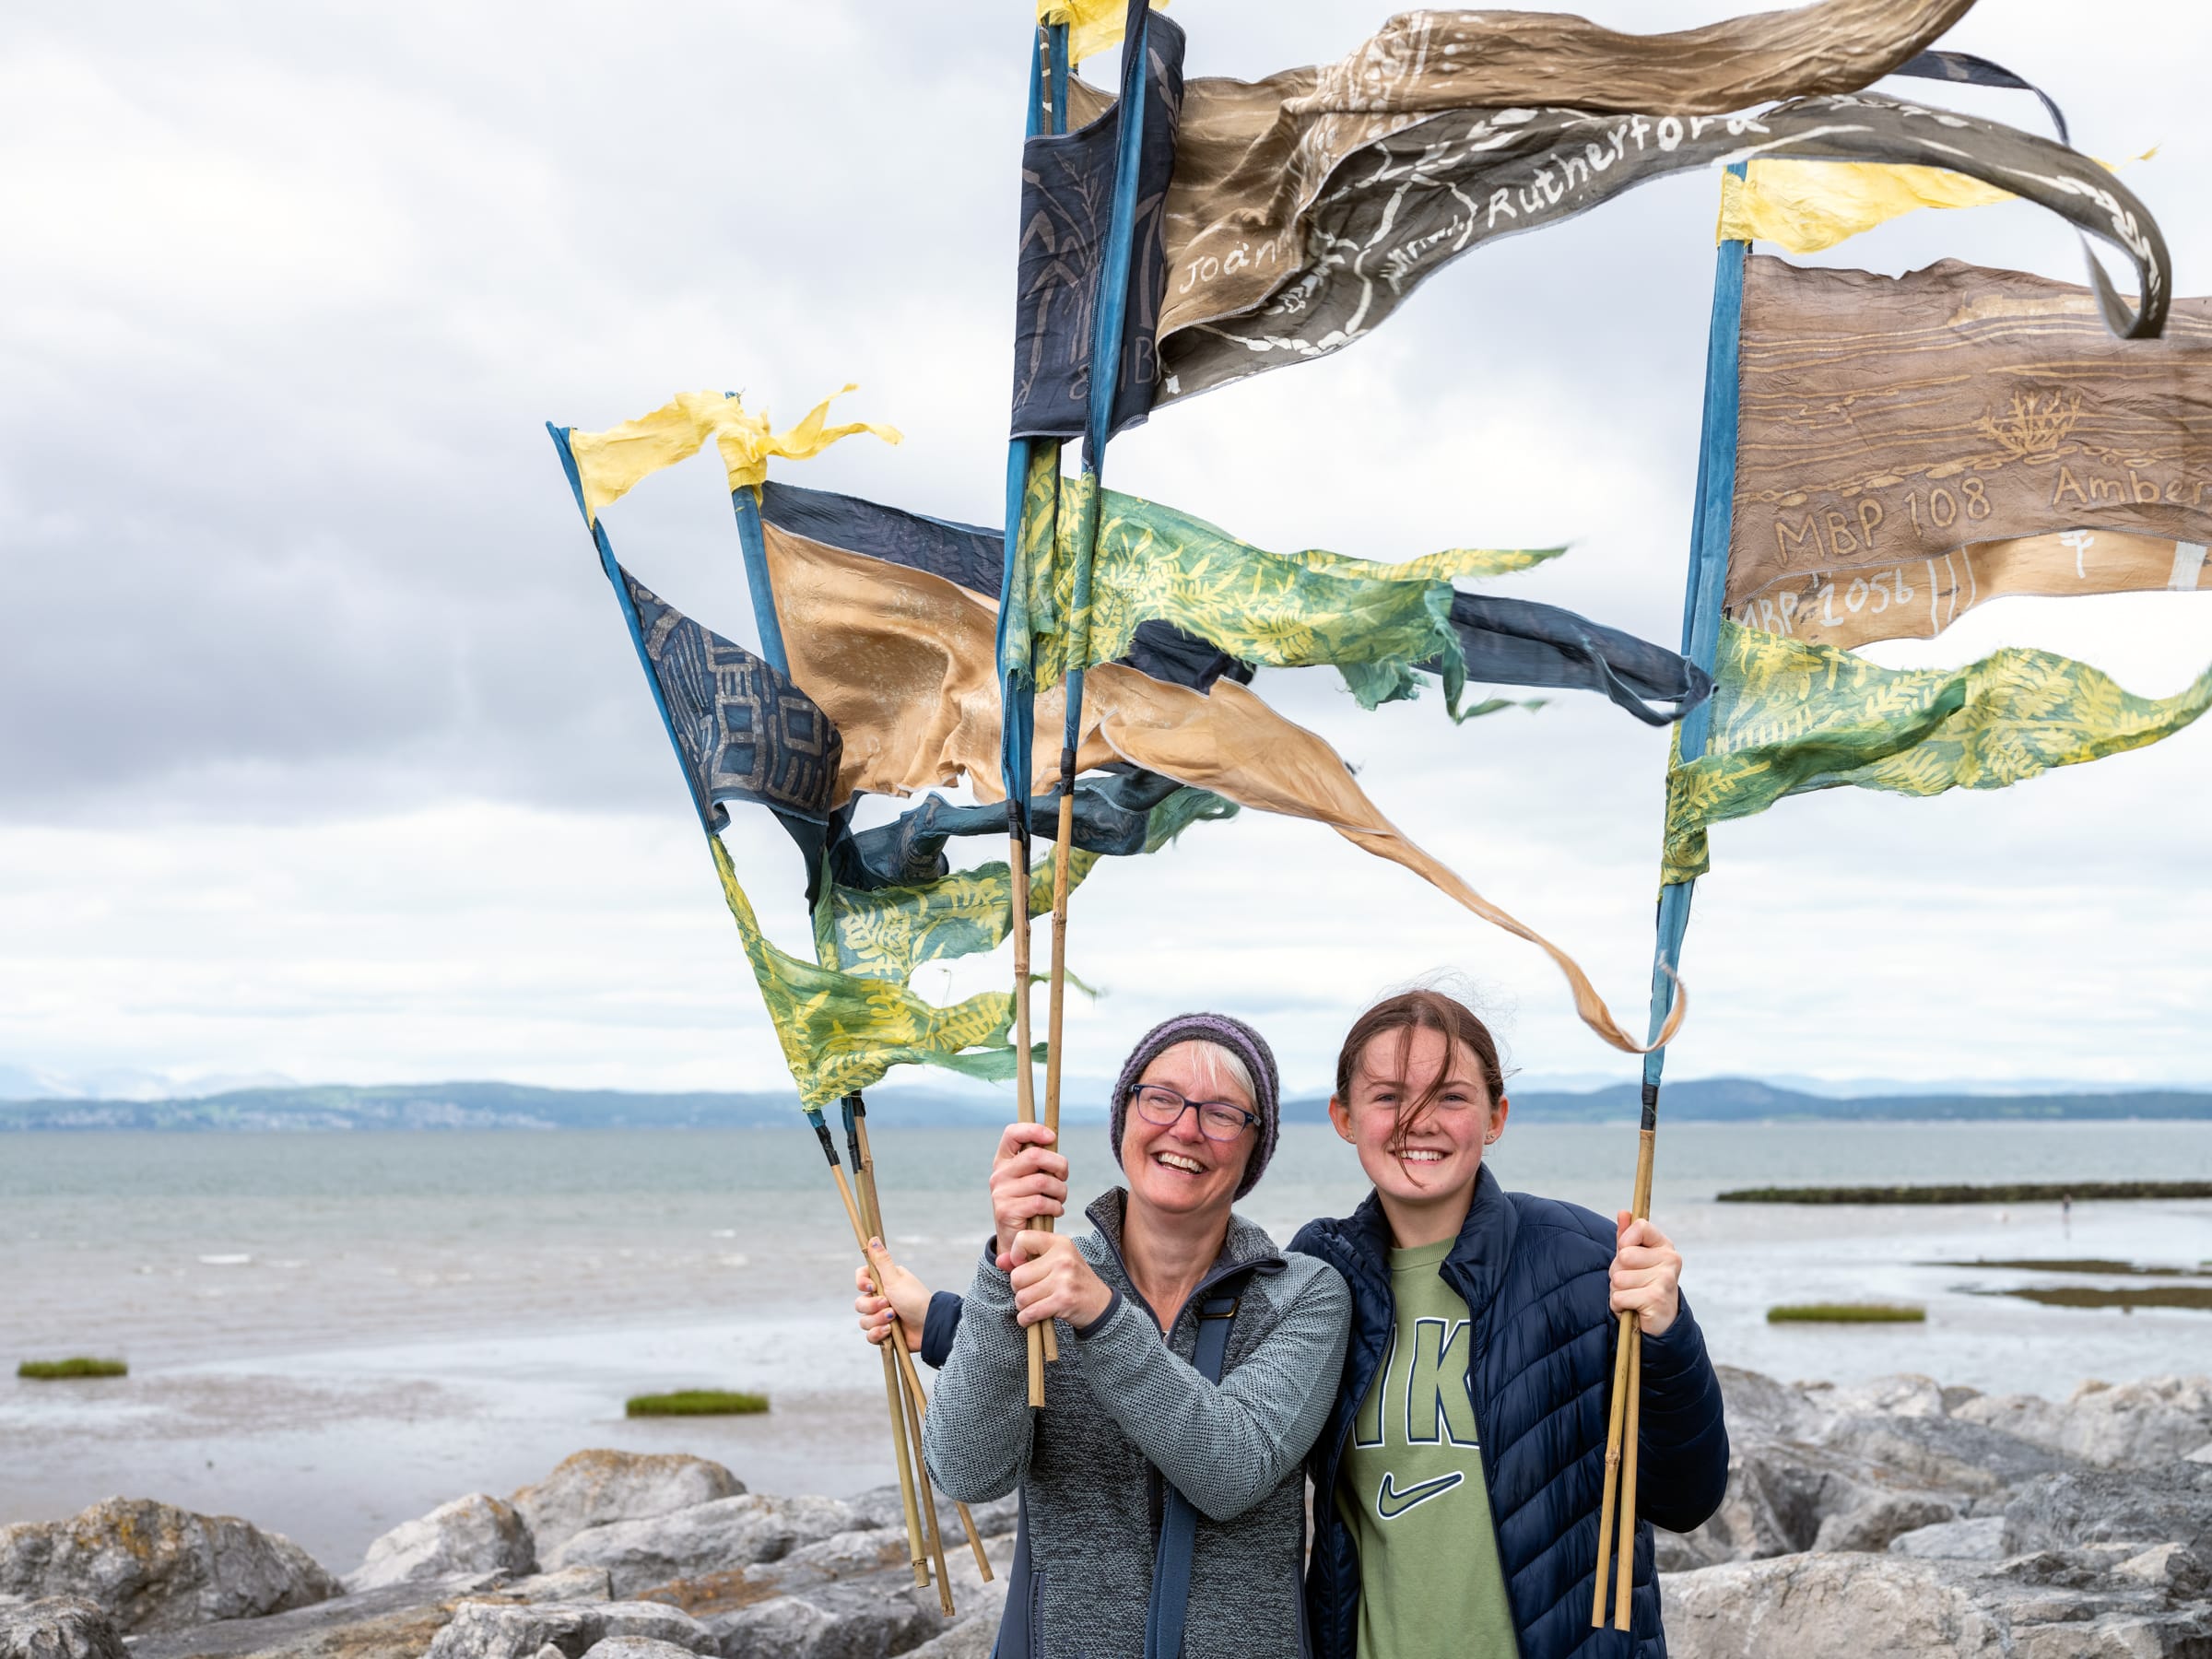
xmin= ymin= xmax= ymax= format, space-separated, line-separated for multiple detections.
xmin=1728 ymin=255 xmax=2212 ymax=640
xmin=761 ymin=520 xmax=1674 ymax=1054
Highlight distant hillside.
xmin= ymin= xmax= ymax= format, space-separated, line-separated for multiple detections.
xmin=4 ymin=1076 xmax=2209 ymax=1131
xmin=1279 ymin=1077 xmax=2212 ymax=1124
xmin=0 ymin=1080 xmax=999 ymax=1132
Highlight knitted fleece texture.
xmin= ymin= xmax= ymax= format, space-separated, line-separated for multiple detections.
xmin=921 ymin=1190 xmax=1349 ymax=1659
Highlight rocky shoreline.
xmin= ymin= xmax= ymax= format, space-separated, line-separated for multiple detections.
xmin=5 ymin=1367 xmax=2210 ymax=1658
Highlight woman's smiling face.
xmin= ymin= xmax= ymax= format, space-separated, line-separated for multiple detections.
xmin=1120 ymin=1041 xmax=1255 ymax=1222
xmin=1329 ymin=1023 xmax=1500 ymax=1208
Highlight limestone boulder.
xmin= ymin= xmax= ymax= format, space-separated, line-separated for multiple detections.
xmin=1811 ymin=1493 xmax=1958 ymax=1555
xmin=1887 ymin=1517 xmax=2008 ymax=1559
xmin=511 ymin=1455 xmax=744 ymax=1559
xmin=346 ymin=1495 xmax=535 ymax=1592
xmin=422 ymin=1599 xmax=715 ymax=1659
xmin=578 ymin=1641 xmax=704 ymax=1659
xmin=2005 ymin=1464 xmax=2212 ymax=1557
xmin=0 ymin=1596 xmax=128 ymax=1659
xmin=0 ymin=1500 xmax=340 ymax=1634
xmin=1959 ymin=1377 xmax=2212 ymax=1470
xmin=548 ymin=1496 xmax=854 ymax=1597
xmin=1663 ymin=1555 xmax=2006 ymax=1658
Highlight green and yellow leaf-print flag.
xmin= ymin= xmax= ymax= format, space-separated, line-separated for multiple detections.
xmin=1662 ymin=618 xmax=2212 ymax=884
xmin=708 ymin=839 xmax=1030 ymax=1109
xmin=1001 ymin=465 xmax=1561 ymax=712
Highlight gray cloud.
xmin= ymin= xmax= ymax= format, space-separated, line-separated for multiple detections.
xmin=2 ymin=0 xmax=2207 ymax=1088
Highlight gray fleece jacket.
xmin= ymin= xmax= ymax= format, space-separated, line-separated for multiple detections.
xmin=921 ymin=1190 xmax=1351 ymax=1659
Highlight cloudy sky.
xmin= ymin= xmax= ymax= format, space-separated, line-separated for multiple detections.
xmin=5 ymin=0 xmax=2208 ymax=1103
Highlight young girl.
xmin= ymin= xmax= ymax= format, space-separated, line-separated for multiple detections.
xmin=1292 ymin=990 xmax=1727 ymax=1659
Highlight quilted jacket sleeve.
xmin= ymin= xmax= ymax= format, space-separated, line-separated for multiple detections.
xmin=1633 ymin=1291 xmax=1730 ymax=1532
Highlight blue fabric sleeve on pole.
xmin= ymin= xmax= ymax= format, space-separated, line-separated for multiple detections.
xmin=549 ymin=423 xmax=716 ymax=841
xmin=732 ymin=488 xmax=790 ymax=677
xmin=1644 ymin=166 xmax=1748 ymax=1086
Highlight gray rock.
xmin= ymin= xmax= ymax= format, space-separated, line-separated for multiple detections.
xmin=1660 ymin=1440 xmax=1867 ymax=1567
xmin=704 ymin=1528 xmax=1009 ymax=1659
xmin=773 ymin=1532 xmax=911 ymax=1582
xmin=125 ymin=1571 xmax=507 ymax=1659
xmin=500 ymin=1568 xmax=615 ymax=1604
xmin=346 ymin=1495 xmax=535 ymax=1592
xmin=2006 ymin=1465 xmax=2212 ymax=1558
xmin=512 ymin=1455 xmax=745 ymax=1559
xmin=710 ymin=1583 xmax=941 ymax=1659
xmin=1888 ymin=1518 xmax=2009 ymax=1559
xmin=423 ymin=1599 xmax=715 ymax=1659
xmin=0 ymin=1597 xmax=127 ymax=1659
xmin=578 ymin=1641 xmax=704 ymax=1659
xmin=1821 ymin=1374 xmax=1948 ymax=1421
xmin=1812 ymin=1494 xmax=1957 ymax=1555
xmin=1959 ymin=1377 xmax=2212 ymax=1470
xmin=840 ymin=1490 xmax=1018 ymax=1545
xmin=549 ymin=1497 xmax=853 ymax=1598
xmin=1713 ymin=1366 xmax=1834 ymax=1441
xmin=0 ymin=1500 xmax=341 ymax=1634
xmin=897 ymin=1614 xmax=1002 ymax=1659
xmin=1821 ymin=1413 xmax=2067 ymax=1494
xmin=1663 ymin=1555 xmax=2006 ymax=1657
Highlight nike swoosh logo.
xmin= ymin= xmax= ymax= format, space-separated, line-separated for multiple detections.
xmin=1376 ymin=1470 xmax=1465 ymax=1520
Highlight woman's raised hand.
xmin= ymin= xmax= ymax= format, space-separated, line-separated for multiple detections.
xmin=1610 ymin=1213 xmax=1684 ymax=1337
xmin=853 ymin=1242 xmax=930 ymax=1352
xmin=1003 ymin=1230 xmax=1114 ymax=1331
xmin=989 ymin=1122 xmax=1069 ymax=1258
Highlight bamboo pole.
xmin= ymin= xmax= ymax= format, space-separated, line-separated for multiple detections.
xmin=813 ymin=1117 xmax=960 ymax=1612
xmin=1007 ymin=822 xmax=1047 ymax=1407
xmin=1036 ymin=774 xmax=1078 ymax=1367
xmin=841 ymin=1102 xmax=936 ymax=1598
xmin=852 ymin=1103 xmax=993 ymax=1583
xmin=1593 ymin=1126 xmax=1658 ymax=1630
xmin=1590 ymin=1306 xmax=1635 ymax=1627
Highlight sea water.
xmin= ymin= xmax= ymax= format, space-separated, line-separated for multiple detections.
xmin=5 ymin=1122 xmax=2210 ymax=1565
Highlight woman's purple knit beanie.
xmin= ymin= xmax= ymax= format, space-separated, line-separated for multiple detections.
xmin=1109 ymin=1012 xmax=1281 ymax=1200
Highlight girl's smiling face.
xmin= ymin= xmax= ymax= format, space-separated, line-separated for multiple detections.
xmin=1329 ymin=1023 xmax=1504 ymax=1211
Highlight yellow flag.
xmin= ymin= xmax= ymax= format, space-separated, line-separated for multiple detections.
xmin=566 ymin=387 xmax=900 ymax=523
xmin=1718 ymin=152 xmax=2150 ymax=253
xmin=1039 ymin=0 xmax=1167 ymax=65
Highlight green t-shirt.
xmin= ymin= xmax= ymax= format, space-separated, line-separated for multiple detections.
xmin=1335 ymin=1239 xmax=1520 ymax=1658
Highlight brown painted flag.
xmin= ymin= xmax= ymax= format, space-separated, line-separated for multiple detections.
xmin=1726 ymin=257 xmax=2212 ymax=647
xmin=1132 ymin=0 xmax=2167 ymax=406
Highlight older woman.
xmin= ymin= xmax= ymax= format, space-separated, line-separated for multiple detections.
xmin=858 ymin=1013 xmax=1350 ymax=1659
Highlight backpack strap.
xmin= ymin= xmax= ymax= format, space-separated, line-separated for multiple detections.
xmin=1143 ymin=1278 xmax=1249 ymax=1659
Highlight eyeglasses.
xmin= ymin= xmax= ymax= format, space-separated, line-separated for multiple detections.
xmin=1130 ymin=1083 xmax=1258 ymax=1144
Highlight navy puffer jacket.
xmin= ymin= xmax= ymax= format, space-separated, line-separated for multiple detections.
xmin=1291 ymin=1167 xmax=1728 ymax=1659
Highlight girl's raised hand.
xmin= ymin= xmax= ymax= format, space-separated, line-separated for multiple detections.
xmin=1610 ymin=1213 xmax=1683 ymax=1337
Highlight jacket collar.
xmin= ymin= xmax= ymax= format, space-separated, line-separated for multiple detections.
xmin=1333 ymin=1164 xmax=1518 ymax=1318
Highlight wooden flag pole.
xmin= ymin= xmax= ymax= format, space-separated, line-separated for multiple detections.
xmin=851 ymin=1098 xmax=994 ymax=1583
